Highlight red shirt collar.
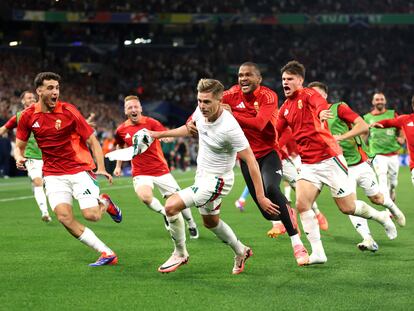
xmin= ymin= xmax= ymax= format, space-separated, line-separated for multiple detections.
xmin=34 ymin=101 xmax=64 ymax=114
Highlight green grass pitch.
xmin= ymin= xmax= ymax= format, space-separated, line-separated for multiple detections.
xmin=0 ymin=167 xmax=413 ymax=310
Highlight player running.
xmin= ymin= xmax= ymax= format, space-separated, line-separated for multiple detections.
xmin=151 ymin=79 xmax=278 ymax=274
xmin=309 ymin=81 xmax=405 ymax=252
xmin=0 ymin=91 xmax=51 ymax=222
xmin=278 ymin=61 xmax=397 ymax=265
xmin=364 ymin=93 xmax=404 ymax=201
xmin=371 ymin=95 xmax=414 ymax=187
xmin=114 ymin=95 xmax=198 ymax=238
xmin=15 ymin=72 xmax=122 ymax=266
xmin=222 ymin=62 xmax=309 ymax=266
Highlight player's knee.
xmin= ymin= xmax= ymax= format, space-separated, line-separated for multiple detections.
xmin=139 ymin=193 xmax=153 ymax=205
xmin=83 ymin=212 xmax=101 ymax=222
xmin=32 ymin=177 xmax=43 ymax=187
xmin=56 ymin=211 xmax=74 ymax=226
xmin=164 ymin=198 xmax=181 ymax=217
xmin=369 ymin=193 xmax=383 ymax=205
xmin=203 ymin=216 xmax=219 ymax=229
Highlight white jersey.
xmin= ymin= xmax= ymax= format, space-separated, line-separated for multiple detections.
xmin=191 ymin=107 xmax=249 ymax=174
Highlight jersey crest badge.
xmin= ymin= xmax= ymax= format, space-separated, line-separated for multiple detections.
xmin=298 ymin=100 xmax=303 ymax=109
xmin=284 ymin=109 xmax=289 ymax=116
xmin=55 ymin=119 xmax=62 ymax=130
xmin=253 ymin=101 xmax=259 ymax=112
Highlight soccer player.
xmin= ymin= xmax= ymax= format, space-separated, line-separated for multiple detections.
xmin=0 ymin=91 xmax=51 ymax=222
xmin=364 ymin=93 xmax=403 ymax=201
xmin=151 ymin=79 xmax=278 ymax=274
xmin=221 ymin=62 xmax=309 ymax=266
xmin=15 ymin=72 xmax=122 ymax=266
xmin=371 ymin=95 xmax=414 ymax=187
xmin=309 ymin=81 xmax=405 ymax=251
xmin=278 ymin=61 xmax=397 ymax=265
xmin=113 ymin=95 xmax=198 ymax=238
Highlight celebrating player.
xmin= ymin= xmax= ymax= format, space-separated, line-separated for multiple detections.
xmin=221 ymin=62 xmax=309 ymax=266
xmin=364 ymin=93 xmax=403 ymax=201
xmin=371 ymin=95 xmax=414 ymax=187
xmin=309 ymin=81 xmax=405 ymax=252
xmin=0 ymin=91 xmax=51 ymax=222
xmin=113 ymin=95 xmax=198 ymax=238
xmin=15 ymin=72 xmax=122 ymax=266
xmin=278 ymin=61 xmax=397 ymax=265
xmin=151 ymin=78 xmax=278 ymax=274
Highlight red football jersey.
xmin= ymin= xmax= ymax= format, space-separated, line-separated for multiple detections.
xmin=115 ymin=116 xmax=170 ymax=177
xmin=4 ymin=115 xmax=17 ymax=129
xmin=278 ymin=88 xmax=341 ymax=164
xmin=16 ymin=101 xmax=95 ymax=176
xmin=222 ymin=85 xmax=280 ymax=159
xmin=380 ymin=114 xmax=414 ymax=170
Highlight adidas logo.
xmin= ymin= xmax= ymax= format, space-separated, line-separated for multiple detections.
xmin=236 ymin=102 xmax=246 ymax=109
xmin=407 ymin=121 xmax=414 ymax=127
xmin=336 ymin=188 xmax=345 ymax=195
xmin=32 ymin=121 xmax=40 ymax=128
xmin=82 ymin=189 xmax=91 ymax=195
xmin=125 ymin=133 xmax=131 ymax=138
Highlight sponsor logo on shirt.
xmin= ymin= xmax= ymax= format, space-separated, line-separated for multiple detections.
xmin=32 ymin=121 xmax=40 ymax=128
xmin=236 ymin=102 xmax=246 ymax=109
xmin=298 ymin=100 xmax=303 ymax=109
xmin=55 ymin=119 xmax=62 ymax=130
xmin=407 ymin=121 xmax=414 ymax=127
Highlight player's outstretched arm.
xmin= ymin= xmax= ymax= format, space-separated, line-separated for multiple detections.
xmin=87 ymin=134 xmax=113 ymax=184
xmin=14 ymin=138 xmax=28 ymax=170
xmin=149 ymin=125 xmax=190 ymax=139
xmin=0 ymin=125 xmax=7 ymax=136
xmin=335 ymin=117 xmax=368 ymax=141
xmin=237 ymin=147 xmax=279 ymax=215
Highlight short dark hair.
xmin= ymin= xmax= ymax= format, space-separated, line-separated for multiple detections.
xmin=34 ymin=72 xmax=61 ymax=88
xmin=308 ymin=81 xmax=328 ymax=94
xmin=20 ymin=90 xmax=35 ymax=100
xmin=240 ymin=62 xmax=262 ymax=76
xmin=281 ymin=60 xmax=306 ymax=79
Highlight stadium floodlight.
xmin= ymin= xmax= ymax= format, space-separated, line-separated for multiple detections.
xmin=9 ymin=41 xmax=19 ymax=46
xmin=124 ymin=40 xmax=132 ymax=46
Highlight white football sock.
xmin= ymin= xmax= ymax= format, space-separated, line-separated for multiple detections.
xmin=33 ymin=186 xmax=49 ymax=215
xmin=167 ymin=213 xmax=187 ymax=256
xmin=348 ymin=215 xmax=371 ymax=240
xmin=300 ymin=210 xmax=325 ymax=255
xmin=78 ymin=227 xmax=113 ymax=254
xmin=271 ymin=220 xmax=283 ymax=226
xmin=181 ymin=207 xmax=196 ymax=228
xmin=311 ymin=201 xmax=320 ymax=215
xmin=284 ymin=185 xmax=292 ymax=201
xmin=147 ymin=198 xmax=165 ymax=215
xmin=382 ymin=196 xmax=399 ymax=215
xmin=290 ymin=233 xmax=303 ymax=247
xmin=210 ymin=219 xmax=245 ymax=256
xmin=354 ymin=200 xmax=384 ymax=223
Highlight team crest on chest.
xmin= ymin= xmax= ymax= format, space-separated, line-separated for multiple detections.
xmin=253 ymin=101 xmax=259 ymax=112
xmin=55 ymin=119 xmax=62 ymax=130
xmin=297 ymin=100 xmax=303 ymax=109
xmin=284 ymin=109 xmax=289 ymax=116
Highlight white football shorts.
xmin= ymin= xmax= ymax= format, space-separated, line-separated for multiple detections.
xmin=348 ymin=161 xmax=380 ymax=197
xmin=133 ymin=173 xmax=180 ymax=198
xmin=178 ymin=169 xmax=234 ymax=215
xmin=298 ymin=155 xmax=352 ymax=198
xmin=25 ymin=158 xmax=43 ymax=180
xmin=44 ymin=171 xmax=100 ymax=210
